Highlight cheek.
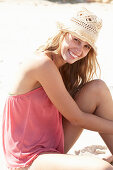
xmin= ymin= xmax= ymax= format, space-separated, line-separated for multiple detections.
xmin=83 ymin=49 xmax=90 ymax=57
xmin=61 ymin=41 xmax=68 ymax=55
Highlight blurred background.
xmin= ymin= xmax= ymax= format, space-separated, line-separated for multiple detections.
xmin=0 ymin=0 xmax=113 ymax=169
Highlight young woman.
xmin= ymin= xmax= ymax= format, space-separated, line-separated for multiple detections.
xmin=2 ymin=8 xmax=113 ymax=170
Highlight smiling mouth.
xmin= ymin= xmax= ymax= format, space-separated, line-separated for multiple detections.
xmin=69 ymin=50 xmax=78 ymax=59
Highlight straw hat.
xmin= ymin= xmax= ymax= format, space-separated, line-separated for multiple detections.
xmin=57 ymin=8 xmax=102 ymax=55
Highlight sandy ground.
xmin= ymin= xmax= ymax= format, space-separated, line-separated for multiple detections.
xmin=0 ymin=0 xmax=113 ymax=169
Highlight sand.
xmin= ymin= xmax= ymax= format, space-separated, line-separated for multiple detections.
xmin=0 ymin=0 xmax=113 ymax=169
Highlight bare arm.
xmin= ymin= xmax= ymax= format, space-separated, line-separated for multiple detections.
xmin=31 ymin=56 xmax=113 ymax=134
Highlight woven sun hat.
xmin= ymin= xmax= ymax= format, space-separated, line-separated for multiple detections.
xmin=57 ymin=8 xmax=102 ymax=55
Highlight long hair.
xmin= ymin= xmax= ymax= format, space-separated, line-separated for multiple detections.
xmin=37 ymin=31 xmax=101 ymax=98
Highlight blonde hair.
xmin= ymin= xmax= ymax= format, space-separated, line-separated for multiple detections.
xmin=37 ymin=31 xmax=101 ymax=98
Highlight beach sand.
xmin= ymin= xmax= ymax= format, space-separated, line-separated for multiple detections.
xmin=0 ymin=0 xmax=113 ymax=169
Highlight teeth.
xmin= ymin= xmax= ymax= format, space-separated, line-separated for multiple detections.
xmin=69 ymin=50 xmax=78 ymax=58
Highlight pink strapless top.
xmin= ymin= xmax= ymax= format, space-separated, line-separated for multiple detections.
xmin=2 ymin=87 xmax=64 ymax=168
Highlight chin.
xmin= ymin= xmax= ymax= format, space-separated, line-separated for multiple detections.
xmin=65 ymin=59 xmax=75 ymax=64
xmin=68 ymin=61 xmax=76 ymax=64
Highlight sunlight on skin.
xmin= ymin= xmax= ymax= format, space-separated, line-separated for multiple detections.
xmin=1 ymin=2 xmax=113 ymax=170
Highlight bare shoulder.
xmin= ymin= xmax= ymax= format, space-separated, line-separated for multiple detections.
xmin=22 ymin=52 xmax=59 ymax=81
xmin=9 ymin=52 xmax=54 ymax=95
xmin=20 ymin=52 xmax=52 ymax=72
xmin=31 ymin=53 xmax=64 ymax=89
xmin=19 ymin=51 xmax=63 ymax=90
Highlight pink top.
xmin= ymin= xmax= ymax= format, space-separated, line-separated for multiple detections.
xmin=2 ymin=87 xmax=64 ymax=168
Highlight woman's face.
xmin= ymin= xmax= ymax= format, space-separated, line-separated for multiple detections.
xmin=60 ymin=33 xmax=92 ymax=64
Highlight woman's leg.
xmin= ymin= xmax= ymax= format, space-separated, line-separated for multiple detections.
xmin=63 ymin=79 xmax=113 ymax=156
xmin=28 ymin=79 xmax=113 ymax=170
xmin=29 ymin=153 xmax=113 ymax=170
xmin=63 ymin=79 xmax=99 ymax=153
xmin=93 ymin=80 xmax=113 ymax=160
xmin=62 ymin=116 xmax=83 ymax=153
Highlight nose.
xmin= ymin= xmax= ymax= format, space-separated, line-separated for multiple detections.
xmin=75 ymin=45 xmax=83 ymax=56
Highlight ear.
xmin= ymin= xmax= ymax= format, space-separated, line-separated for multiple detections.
xmin=66 ymin=32 xmax=70 ymax=37
xmin=64 ymin=32 xmax=70 ymax=41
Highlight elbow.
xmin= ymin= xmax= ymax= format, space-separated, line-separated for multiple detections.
xmin=71 ymin=119 xmax=83 ymax=128
xmin=70 ymin=120 xmax=81 ymax=127
xmin=70 ymin=111 xmax=84 ymax=127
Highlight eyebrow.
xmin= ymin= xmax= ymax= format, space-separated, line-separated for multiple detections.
xmin=72 ymin=35 xmax=91 ymax=47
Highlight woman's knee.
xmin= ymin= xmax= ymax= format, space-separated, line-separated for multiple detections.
xmin=82 ymin=79 xmax=110 ymax=100
xmin=90 ymin=79 xmax=110 ymax=100
xmin=91 ymin=79 xmax=108 ymax=90
xmin=83 ymin=79 xmax=108 ymax=92
xmin=75 ymin=79 xmax=106 ymax=98
xmin=74 ymin=79 xmax=110 ymax=113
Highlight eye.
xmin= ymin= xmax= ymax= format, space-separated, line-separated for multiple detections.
xmin=74 ymin=38 xmax=78 ymax=41
xmin=74 ymin=38 xmax=79 ymax=42
xmin=84 ymin=44 xmax=91 ymax=49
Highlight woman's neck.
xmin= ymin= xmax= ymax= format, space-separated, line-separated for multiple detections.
xmin=48 ymin=52 xmax=66 ymax=69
